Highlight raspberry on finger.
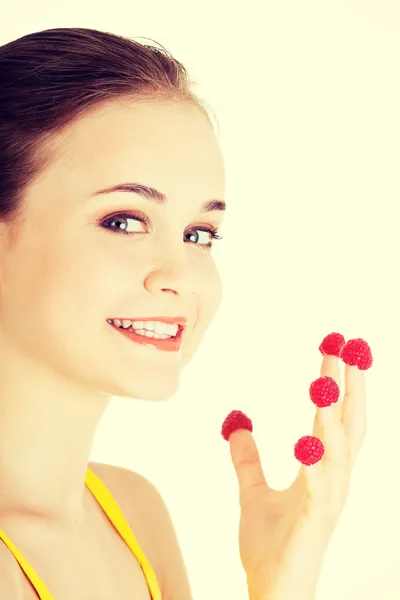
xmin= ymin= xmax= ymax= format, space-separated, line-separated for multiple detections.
xmin=319 ymin=332 xmax=346 ymax=357
xmin=309 ymin=376 xmax=340 ymax=407
xmin=339 ymin=338 xmax=373 ymax=370
xmin=294 ymin=435 xmax=325 ymax=465
xmin=221 ymin=410 xmax=253 ymax=441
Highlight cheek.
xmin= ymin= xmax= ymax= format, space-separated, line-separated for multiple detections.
xmin=40 ymin=245 xmax=137 ymax=325
xmin=6 ymin=235 xmax=137 ymax=329
xmin=1 ymin=237 xmax=145 ymax=371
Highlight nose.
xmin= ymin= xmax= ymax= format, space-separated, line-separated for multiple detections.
xmin=144 ymin=249 xmax=197 ymax=298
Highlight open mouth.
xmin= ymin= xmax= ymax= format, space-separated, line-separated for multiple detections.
xmin=106 ymin=317 xmax=186 ymax=352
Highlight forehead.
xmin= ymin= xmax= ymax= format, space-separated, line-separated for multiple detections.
xmin=52 ymin=100 xmax=225 ymax=200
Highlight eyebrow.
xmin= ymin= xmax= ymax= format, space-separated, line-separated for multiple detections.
xmin=92 ymin=183 xmax=226 ymax=213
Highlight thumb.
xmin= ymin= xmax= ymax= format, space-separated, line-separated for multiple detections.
xmin=228 ymin=429 xmax=270 ymax=509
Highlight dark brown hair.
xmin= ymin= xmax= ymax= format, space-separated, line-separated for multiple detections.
xmin=0 ymin=27 xmax=212 ymax=228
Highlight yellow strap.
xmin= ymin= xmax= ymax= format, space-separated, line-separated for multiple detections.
xmin=85 ymin=467 xmax=162 ymax=600
xmin=0 ymin=527 xmax=55 ymax=599
xmin=0 ymin=468 xmax=162 ymax=600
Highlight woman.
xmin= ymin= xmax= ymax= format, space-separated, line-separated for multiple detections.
xmin=0 ymin=27 xmax=369 ymax=600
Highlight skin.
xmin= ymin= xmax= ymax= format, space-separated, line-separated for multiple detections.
xmin=0 ymin=99 xmax=226 ymax=528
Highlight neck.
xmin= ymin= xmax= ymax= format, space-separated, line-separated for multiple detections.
xmin=0 ymin=345 xmax=109 ymax=525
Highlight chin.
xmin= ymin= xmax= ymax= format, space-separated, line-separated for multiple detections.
xmin=110 ymin=371 xmax=182 ymax=402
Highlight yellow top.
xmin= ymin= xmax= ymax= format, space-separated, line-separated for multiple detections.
xmin=0 ymin=467 xmax=162 ymax=600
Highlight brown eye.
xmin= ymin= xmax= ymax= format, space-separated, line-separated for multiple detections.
xmin=101 ymin=212 xmax=149 ymax=235
xmin=184 ymin=227 xmax=222 ymax=249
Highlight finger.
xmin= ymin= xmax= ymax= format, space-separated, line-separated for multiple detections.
xmin=301 ymin=460 xmax=330 ymax=519
xmin=228 ymin=429 xmax=270 ymax=510
xmin=319 ymin=353 xmax=342 ymax=418
xmin=312 ymin=353 xmax=342 ymax=445
xmin=292 ymin=354 xmax=343 ymax=495
xmin=341 ymin=364 xmax=367 ymax=468
xmin=313 ymin=354 xmax=349 ymax=480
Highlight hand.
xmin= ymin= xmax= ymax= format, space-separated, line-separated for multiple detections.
xmin=228 ymin=349 xmax=367 ymax=600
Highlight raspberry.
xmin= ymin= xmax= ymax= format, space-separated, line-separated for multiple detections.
xmin=309 ymin=376 xmax=340 ymax=407
xmin=221 ymin=410 xmax=253 ymax=441
xmin=339 ymin=338 xmax=373 ymax=370
xmin=294 ymin=435 xmax=325 ymax=465
xmin=319 ymin=332 xmax=346 ymax=357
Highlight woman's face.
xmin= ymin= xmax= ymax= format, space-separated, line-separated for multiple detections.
xmin=0 ymin=100 xmax=226 ymax=401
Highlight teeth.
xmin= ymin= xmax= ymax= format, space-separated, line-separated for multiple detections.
xmin=134 ymin=329 xmax=171 ymax=339
xmin=110 ymin=319 xmax=180 ymax=339
xmin=140 ymin=321 xmax=179 ymax=336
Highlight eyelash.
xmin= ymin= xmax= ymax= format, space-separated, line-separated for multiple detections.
xmin=100 ymin=212 xmax=223 ymax=249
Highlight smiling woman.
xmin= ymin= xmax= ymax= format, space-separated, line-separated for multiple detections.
xmin=0 ymin=27 xmax=225 ymax=600
xmin=0 ymin=25 xmax=370 ymax=600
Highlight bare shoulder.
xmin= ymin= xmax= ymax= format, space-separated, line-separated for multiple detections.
xmin=88 ymin=461 xmax=166 ymax=534
xmin=88 ymin=461 xmax=162 ymax=505
xmin=88 ymin=461 xmax=193 ymax=600
xmin=88 ymin=462 xmax=160 ymax=567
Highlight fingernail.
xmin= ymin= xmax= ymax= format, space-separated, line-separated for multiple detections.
xmin=221 ymin=410 xmax=253 ymax=441
xmin=339 ymin=338 xmax=373 ymax=370
xmin=309 ymin=376 xmax=340 ymax=407
xmin=294 ymin=435 xmax=325 ymax=465
xmin=319 ymin=332 xmax=346 ymax=357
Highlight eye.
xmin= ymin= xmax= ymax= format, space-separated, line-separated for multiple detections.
xmin=184 ymin=227 xmax=222 ymax=249
xmin=101 ymin=212 xmax=149 ymax=235
xmin=99 ymin=212 xmax=222 ymax=249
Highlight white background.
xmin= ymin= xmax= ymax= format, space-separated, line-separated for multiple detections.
xmin=2 ymin=1 xmax=400 ymax=598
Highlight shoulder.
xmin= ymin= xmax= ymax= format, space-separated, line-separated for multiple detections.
xmin=88 ymin=461 xmax=158 ymax=503
xmin=88 ymin=462 xmax=161 ymax=571
xmin=88 ymin=461 xmax=193 ymax=600
xmin=88 ymin=461 xmax=166 ymax=534
xmin=0 ymin=464 xmax=164 ymax=599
